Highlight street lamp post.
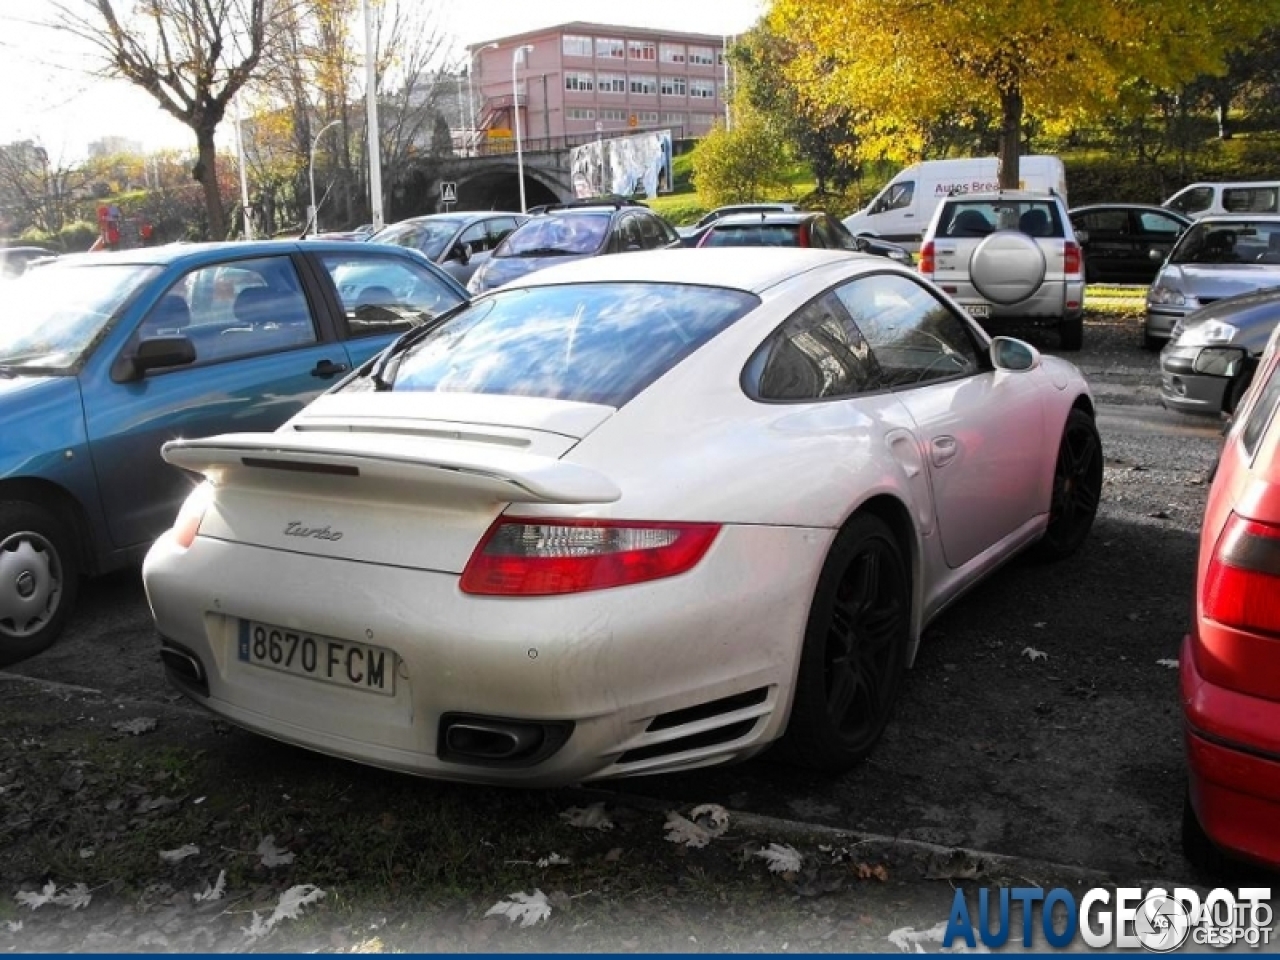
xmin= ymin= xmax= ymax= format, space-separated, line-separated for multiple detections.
xmin=512 ymin=44 xmax=534 ymax=214
xmin=308 ymin=119 xmax=342 ymax=236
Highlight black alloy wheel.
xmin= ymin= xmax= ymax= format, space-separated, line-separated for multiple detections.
xmin=1035 ymin=408 xmax=1103 ymax=561
xmin=784 ymin=514 xmax=910 ymax=773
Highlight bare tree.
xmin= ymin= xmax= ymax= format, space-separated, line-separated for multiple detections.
xmin=46 ymin=0 xmax=270 ymax=239
xmin=0 ymin=141 xmax=87 ymax=236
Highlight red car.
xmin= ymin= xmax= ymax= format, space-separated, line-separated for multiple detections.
xmin=1182 ymin=324 xmax=1280 ymax=873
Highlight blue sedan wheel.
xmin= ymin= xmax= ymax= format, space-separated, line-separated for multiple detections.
xmin=0 ymin=502 xmax=79 ymax=666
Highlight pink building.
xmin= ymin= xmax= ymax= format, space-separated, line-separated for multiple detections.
xmin=469 ymin=22 xmax=731 ymax=146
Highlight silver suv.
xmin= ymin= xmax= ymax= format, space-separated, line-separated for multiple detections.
xmin=919 ymin=190 xmax=1086 ymax=350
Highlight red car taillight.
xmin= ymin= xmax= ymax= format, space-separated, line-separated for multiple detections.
xmin=460 ymin=519 xmax=721 ymax=596
xmin=919 ymin=241 xmax=935 ymax=275
xmin=1064 ymin=240 xmax=1082 ymax=277
xmin=1203 ymin=513 xmax=1280 ymax=637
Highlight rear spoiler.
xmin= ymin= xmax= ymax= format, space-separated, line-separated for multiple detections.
xmin=162 ymin=431 xmax=620 ymax=505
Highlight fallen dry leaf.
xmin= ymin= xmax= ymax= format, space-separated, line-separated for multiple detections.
xmin=559 ymin=802 xmax=614 ymax=832
xmin=112 ymin=717 xmax=157 ymax=736
xmin=1021 ymin=646 xmax=1048 ymax=662
xmin=159 ymin=844 xmax=200 ymax=864
xmin=754 ymin=842 xmax=803 ymax=874
xmin=485 ymin=889 xmax=551 ymax=928
xmin=256 ymin=835 xmax=295 ymax=868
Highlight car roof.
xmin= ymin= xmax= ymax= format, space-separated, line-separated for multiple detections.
xmin=945 ymin=190 xmax=1063 ymax=202
xmin=707 ymin=212 xmax=821 ymax=227
xmin=394 ymin=212 xmax=523 ymax=227
xmin=1070 ymin=203 xmax=1190 ymax=218
xmin=34 ymin=239 xmax=415 ymax=268
xmin=1192 ymin=214 xmax=1280 ymax=224
xmin=495 ymin=247 xmax=867 ymax=295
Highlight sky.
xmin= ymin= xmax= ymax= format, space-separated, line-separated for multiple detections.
xmin=0 ymin=0 xmax=765 ymax=162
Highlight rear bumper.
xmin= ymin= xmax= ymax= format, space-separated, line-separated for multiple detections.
xmin=1181 ymin=634 xmax=1280 ymax=868
xmin=143 ymin=524 xmax=829 ymax=786
xmin=935 ymin=279 xmax=1084 ymax=322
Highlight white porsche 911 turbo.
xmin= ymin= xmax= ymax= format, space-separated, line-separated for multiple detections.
xmin=143 ymin=248 xmax=1101 ymax=786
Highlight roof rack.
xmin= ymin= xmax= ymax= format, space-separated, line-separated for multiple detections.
xmin=531 ymin=195 xmax=650 ymax=214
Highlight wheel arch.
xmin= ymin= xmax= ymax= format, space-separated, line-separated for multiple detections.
xmin=0 ymin=478 xmax=95 ymax=575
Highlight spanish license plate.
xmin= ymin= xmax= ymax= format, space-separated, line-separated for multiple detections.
xmin=238 ymin=621 xmax=395 ymax=696
xmin=964 ymin=304 xmax=991 ymax=319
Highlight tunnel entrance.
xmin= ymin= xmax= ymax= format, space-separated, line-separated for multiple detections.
xmin=453 ymin=168 xmax=561 ymax=213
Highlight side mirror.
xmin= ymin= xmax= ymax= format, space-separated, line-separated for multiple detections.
xmin=114 ymin=335 xmax=197 ymax=382
xmin=989 ymin=336 xmax=1040 ymax=372
xmin=852 ymin=236 xmax=870 ymax=252
xmin=450 ymin=242 xmax=471 ymax=265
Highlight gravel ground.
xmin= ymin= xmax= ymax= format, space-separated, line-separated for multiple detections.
xmin=2 ymin=307 xmax=1241 ymax=890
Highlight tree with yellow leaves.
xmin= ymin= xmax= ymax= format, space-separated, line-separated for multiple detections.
xmin=767 ymin=0 xmax=1280 ymax=186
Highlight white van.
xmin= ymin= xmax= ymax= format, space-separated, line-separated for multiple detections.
xmin=842 ymin=155 xmax=1067 ymax=250
xmin=1163 ymin=181 xmax=1280 ymax=220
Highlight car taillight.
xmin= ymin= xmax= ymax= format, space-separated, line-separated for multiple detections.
xmin=460 ymin=518 xmax=721 ymax=596
xmin=172 ymin=482 xmax=214 ymax=549
xmin=1064 ymin=241 xmax=1082 ymax=277
xmin=919 ymin=241 xmax=935 ymax=275
xmin=1203 ymin=513 xmax=1280 ymax=637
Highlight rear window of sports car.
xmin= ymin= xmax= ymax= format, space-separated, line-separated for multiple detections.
xmin=382 ymin=282 xmax=759 ymax=406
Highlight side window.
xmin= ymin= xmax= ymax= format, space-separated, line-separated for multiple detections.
xmin=317 ymin=254 xmax=467 ymax=337
xmin=1224 ymin=187 xmax=1278 ymax=214
xmin=1168 ymin=187 xmax=1214 ymax=215
xmin=135 ymin=256 xmax=317 ymax=366
xmin=1241 ymin=358 xmax=1280 ymax=456
xmin=873 ymin=182 xmax=914 ymax=214
xmin=458 ymin=222 xmax=490 ymax=253
xmin=833 ymin=273 xmax=983 ymax=388
xmin=486 ymin=217 xmax=518 ymax=248
xmin=636 ymin=214 xmax=666 ymax=249
xmin=808 ymin=218 xmax=833 ymax=248
xmin=747 ymin=292 xmax=882 ymax=401
xmin=1079 ymin=210 xmax=1128 ymax=235
xmin=1138 ymin=212 xmax=1184 ymax=236
xmin=619 ymin=216 xmax=644 ymax=251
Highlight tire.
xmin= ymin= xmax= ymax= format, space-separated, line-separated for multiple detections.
xmin=783 ymin=514 xmax=911 ymax=773
xmin=1059 ymin=314 xmax=1083 ymax=352
xmin=0 ymin=501 xmax=80 ymax=667
xmin=1142 ymin=331 xmax=1163 ymax=352
xmin=1034 ymin=408 xmax=1103 ymax=561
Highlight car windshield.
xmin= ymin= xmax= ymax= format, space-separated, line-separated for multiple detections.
xmin=370 ymin=282 xmax=759 ymax=406
xmin=701 ymin=224 xmax=803 ymax=247
xmin=370 ymin=220 xmax=463 ymax=260
xmin=0 ymin=263 xmax=158 ymax=372
xmin=498 ymin=214 xmax=609 ymax=257
xmin=1169 ymin=220 xmax=1280 ymax=266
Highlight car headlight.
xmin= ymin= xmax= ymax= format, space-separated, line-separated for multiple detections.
xmin=1176 ymin=320 xmax=1239 ymax=346
xmin=1147 ymin=284 xmax=1187 ymax=307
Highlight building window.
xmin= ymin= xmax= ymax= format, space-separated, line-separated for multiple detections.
xmin=567 ymin=108 xmax=595 ymax=120
xmin=562 ymin=35 xmax=593 ymax=57
xmin=660 ymin=43 xmax=686 ymax=64
xmin=628 ymin=40 xmax=657 ymax=61
xmin=692 ymin=112 xmax=717 ymax=127
xmin=564 ymin=71 xmax=595 ymax=92
xmin=596 ymin=72 xmax=626 ymax=94
xmin=630 ymin=75 xmax=657 ymax=95
xmin=689 ymin=46 xmax=715 ymax=66
xmin=690 ymin=79 xmax=716 ymax=99
xmin=660 ymin=76 xmax=687 ymax=97
xmin=636 ymin=111 xmax=659 ymax=124
xmin=663 ymin=112 xmax=686 ymax=126
xmin=596 ymin=37 xmax=625 ymax=59
xmin=600 ymin=108 xmax=627 ymax=122
xmin=717 ymin=50 xmax=729 ymax=66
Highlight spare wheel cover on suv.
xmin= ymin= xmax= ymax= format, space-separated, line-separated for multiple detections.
xmin=969 ymin=231 xmax=1047 ymax=305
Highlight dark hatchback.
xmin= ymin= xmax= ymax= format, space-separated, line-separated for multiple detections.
xmin=1068 ymin=203 xmax=1191 ymax=285
xmin=693 ymin=211 xmax=911 ymax=263
xmin=368 ymin=212 xmax=527 ymax=286
xmin=466 ymin=200 xmax=682 ymax=294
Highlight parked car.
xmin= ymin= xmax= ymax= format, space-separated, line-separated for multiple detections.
xmin=0 ymin=240 xmax=468 ymax=666
xmin=1068 ymin=204 xmax=1191 ymax=285
xmin=1181 ymin=322 xmax=1280 ymax=873
xmin=691 ymin=211 xmax=911 ymax=263
xmin=919 ymin=190 xmax=1086 ymax=350
xmin=676 ymin=202 xmax=802 ymax=242
xmin=1159 ymin=288 xmax=1280 ymax=417
xmin=1144 ymin=214 xmax=1280 ymax=350
xmin=0 ymin=245 xmax=58 ymax=280
xmin=143 ymin=248 xmax=1101 ymax=787
xmin=368 ymin=212 xmax=527 ymax=285
xmin=843 ymin=156 xmax=1067 ymax=250
xmin=1164 ymin=181 xmax=1280 ymax=221
xmin=465 ymin=198 xmax=681 ymax=294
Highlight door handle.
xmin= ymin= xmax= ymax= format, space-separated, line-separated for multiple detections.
xmin=311 ymin=359 xmax=350 ymax=379
xmin=930 ymin=436 xmax=958 ymax=468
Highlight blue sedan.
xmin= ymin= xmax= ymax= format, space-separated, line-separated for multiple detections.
xmin=0 ymin=240 xmax=467 ymax=665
